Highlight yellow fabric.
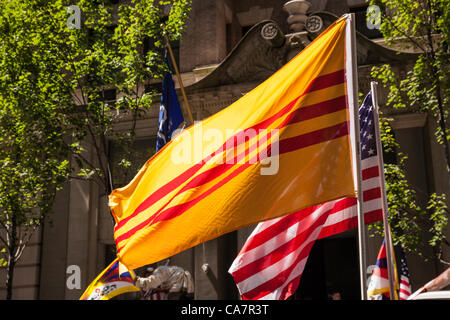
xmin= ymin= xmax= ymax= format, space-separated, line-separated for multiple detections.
xmin=109 ymin=16 xmax=356 ymax=270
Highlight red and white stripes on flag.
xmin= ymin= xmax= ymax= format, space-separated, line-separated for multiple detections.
xmin=399 ymin=249 xmax=412 ymax=300
xmin=399 ymin=275 xmax=411 ymax=300
xmin=228 ymin=201 xmax=335 ymax=300
xmin=319 ymin=156 xmax=384 ymax=239
xmin=229 ymin=92 xmax=383 ymax=300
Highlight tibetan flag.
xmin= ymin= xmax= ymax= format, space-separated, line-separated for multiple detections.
xmin=156 ymin=73 xmax=184 ymax=152
xmin=80 ymin=258 xmax=140 ymax=300
xmin=110 ymin=15 xmax=357 ymax=270
xmin=367 ymin=240 xmax=399 ymax=300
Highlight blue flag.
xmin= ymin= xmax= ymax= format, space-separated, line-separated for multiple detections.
xmin=156 ymin=73 xmax=184 ymax=152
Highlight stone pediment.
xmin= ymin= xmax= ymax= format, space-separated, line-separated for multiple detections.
xmin=185 ymin=12 xmax=418 ymax=93
xmin=185 ymin=20 xmax=289 ymax=93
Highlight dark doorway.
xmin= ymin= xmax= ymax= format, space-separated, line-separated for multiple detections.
xmin=294 ymin=235 xmax=361 ymax=300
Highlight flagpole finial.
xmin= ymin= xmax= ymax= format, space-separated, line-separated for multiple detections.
xmin=161 ymin=23 xmax=167 ymax=36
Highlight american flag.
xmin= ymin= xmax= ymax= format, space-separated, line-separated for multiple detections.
xmin=399 ymin=248 xmax=412 ymax=300
xmin=229 ymin=92 xmax=384 ymax=300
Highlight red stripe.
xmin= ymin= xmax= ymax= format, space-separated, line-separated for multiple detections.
xmin=173 ymin=96 xmax=348 ymax=197
xmin=319 ymin=217 xmax=357 ymax=240
xmin=362 ymin=166 xmax=379 ymax=180
xmin=377 ymin=247 xmax=387 ymax=260
xmin=178 ymin=163 xmax=236 ymax=194
xmin=363 ymin=187 xmax=381 ymax=202
xmin=399 ymin=289 xmax=410 ymax=299
xmin=308 ymin=69 xmax=345 ymax=92
xmin=281 ymin=95 xmax=347 ymax=127
xmin=114 ymin=70 xmax=345 ymax=233
xmin=116 ymin=122 xmax=350 ymax=248
xmin=364 ymin=209 xmax=383 ymax=224
xmin=177 ymin=125 xmax=269 ymax=195
xmin=326 ymin=196 xmax=357 ymax=212
xmin=318 ymin=208 xmax=383 ymax=239
xmin=250 ymin=69 xmax=345 ymax=131
xmin=278 ymin=122 xmax=348 ymax=155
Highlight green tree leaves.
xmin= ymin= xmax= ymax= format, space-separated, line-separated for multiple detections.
xmin=368 ymin=0 xmax=449 ymax=265
xmin=370 ymin=117 xmax=449 ymax=264
xmin=0 ymin=0 xmax=191 ymax=298
xmin=370 ymin=0 xmax=450 ymax=172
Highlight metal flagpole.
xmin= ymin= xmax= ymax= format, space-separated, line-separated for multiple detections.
xmin=163 ymin=31 xmax=195 ymax=125
xmin=370 ymin=81 xmax=397 ymax=300
xmin=163 ymin=27 xmax=207 ymax=271
xmin=345 ymin=13 xmax=367 ymax=300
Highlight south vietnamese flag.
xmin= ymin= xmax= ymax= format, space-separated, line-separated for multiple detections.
xmin=109 ymin=16 xmax=357 ymax=270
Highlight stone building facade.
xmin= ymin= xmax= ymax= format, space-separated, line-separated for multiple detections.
xmin=1 ymin=0 xmax=449 ymax=299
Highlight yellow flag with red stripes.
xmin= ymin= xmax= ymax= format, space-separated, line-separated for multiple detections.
xmin=110 ymin=16 xmax=357 ymax=270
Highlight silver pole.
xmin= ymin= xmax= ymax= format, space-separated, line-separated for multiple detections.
xmin=370 ymin=81 xmax=397 ymax=299
xmin=346 ymin=13 xmax=367 ymax=300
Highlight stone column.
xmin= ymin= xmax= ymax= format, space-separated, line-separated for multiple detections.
xmin=283 ymin=0 xmax=312 ymax=33
xmin=283 ymin=1 xmax=313 ymax=61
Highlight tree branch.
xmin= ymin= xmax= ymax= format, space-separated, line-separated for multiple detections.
xmin=381 ymin=13 xmax=428 ymax=53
